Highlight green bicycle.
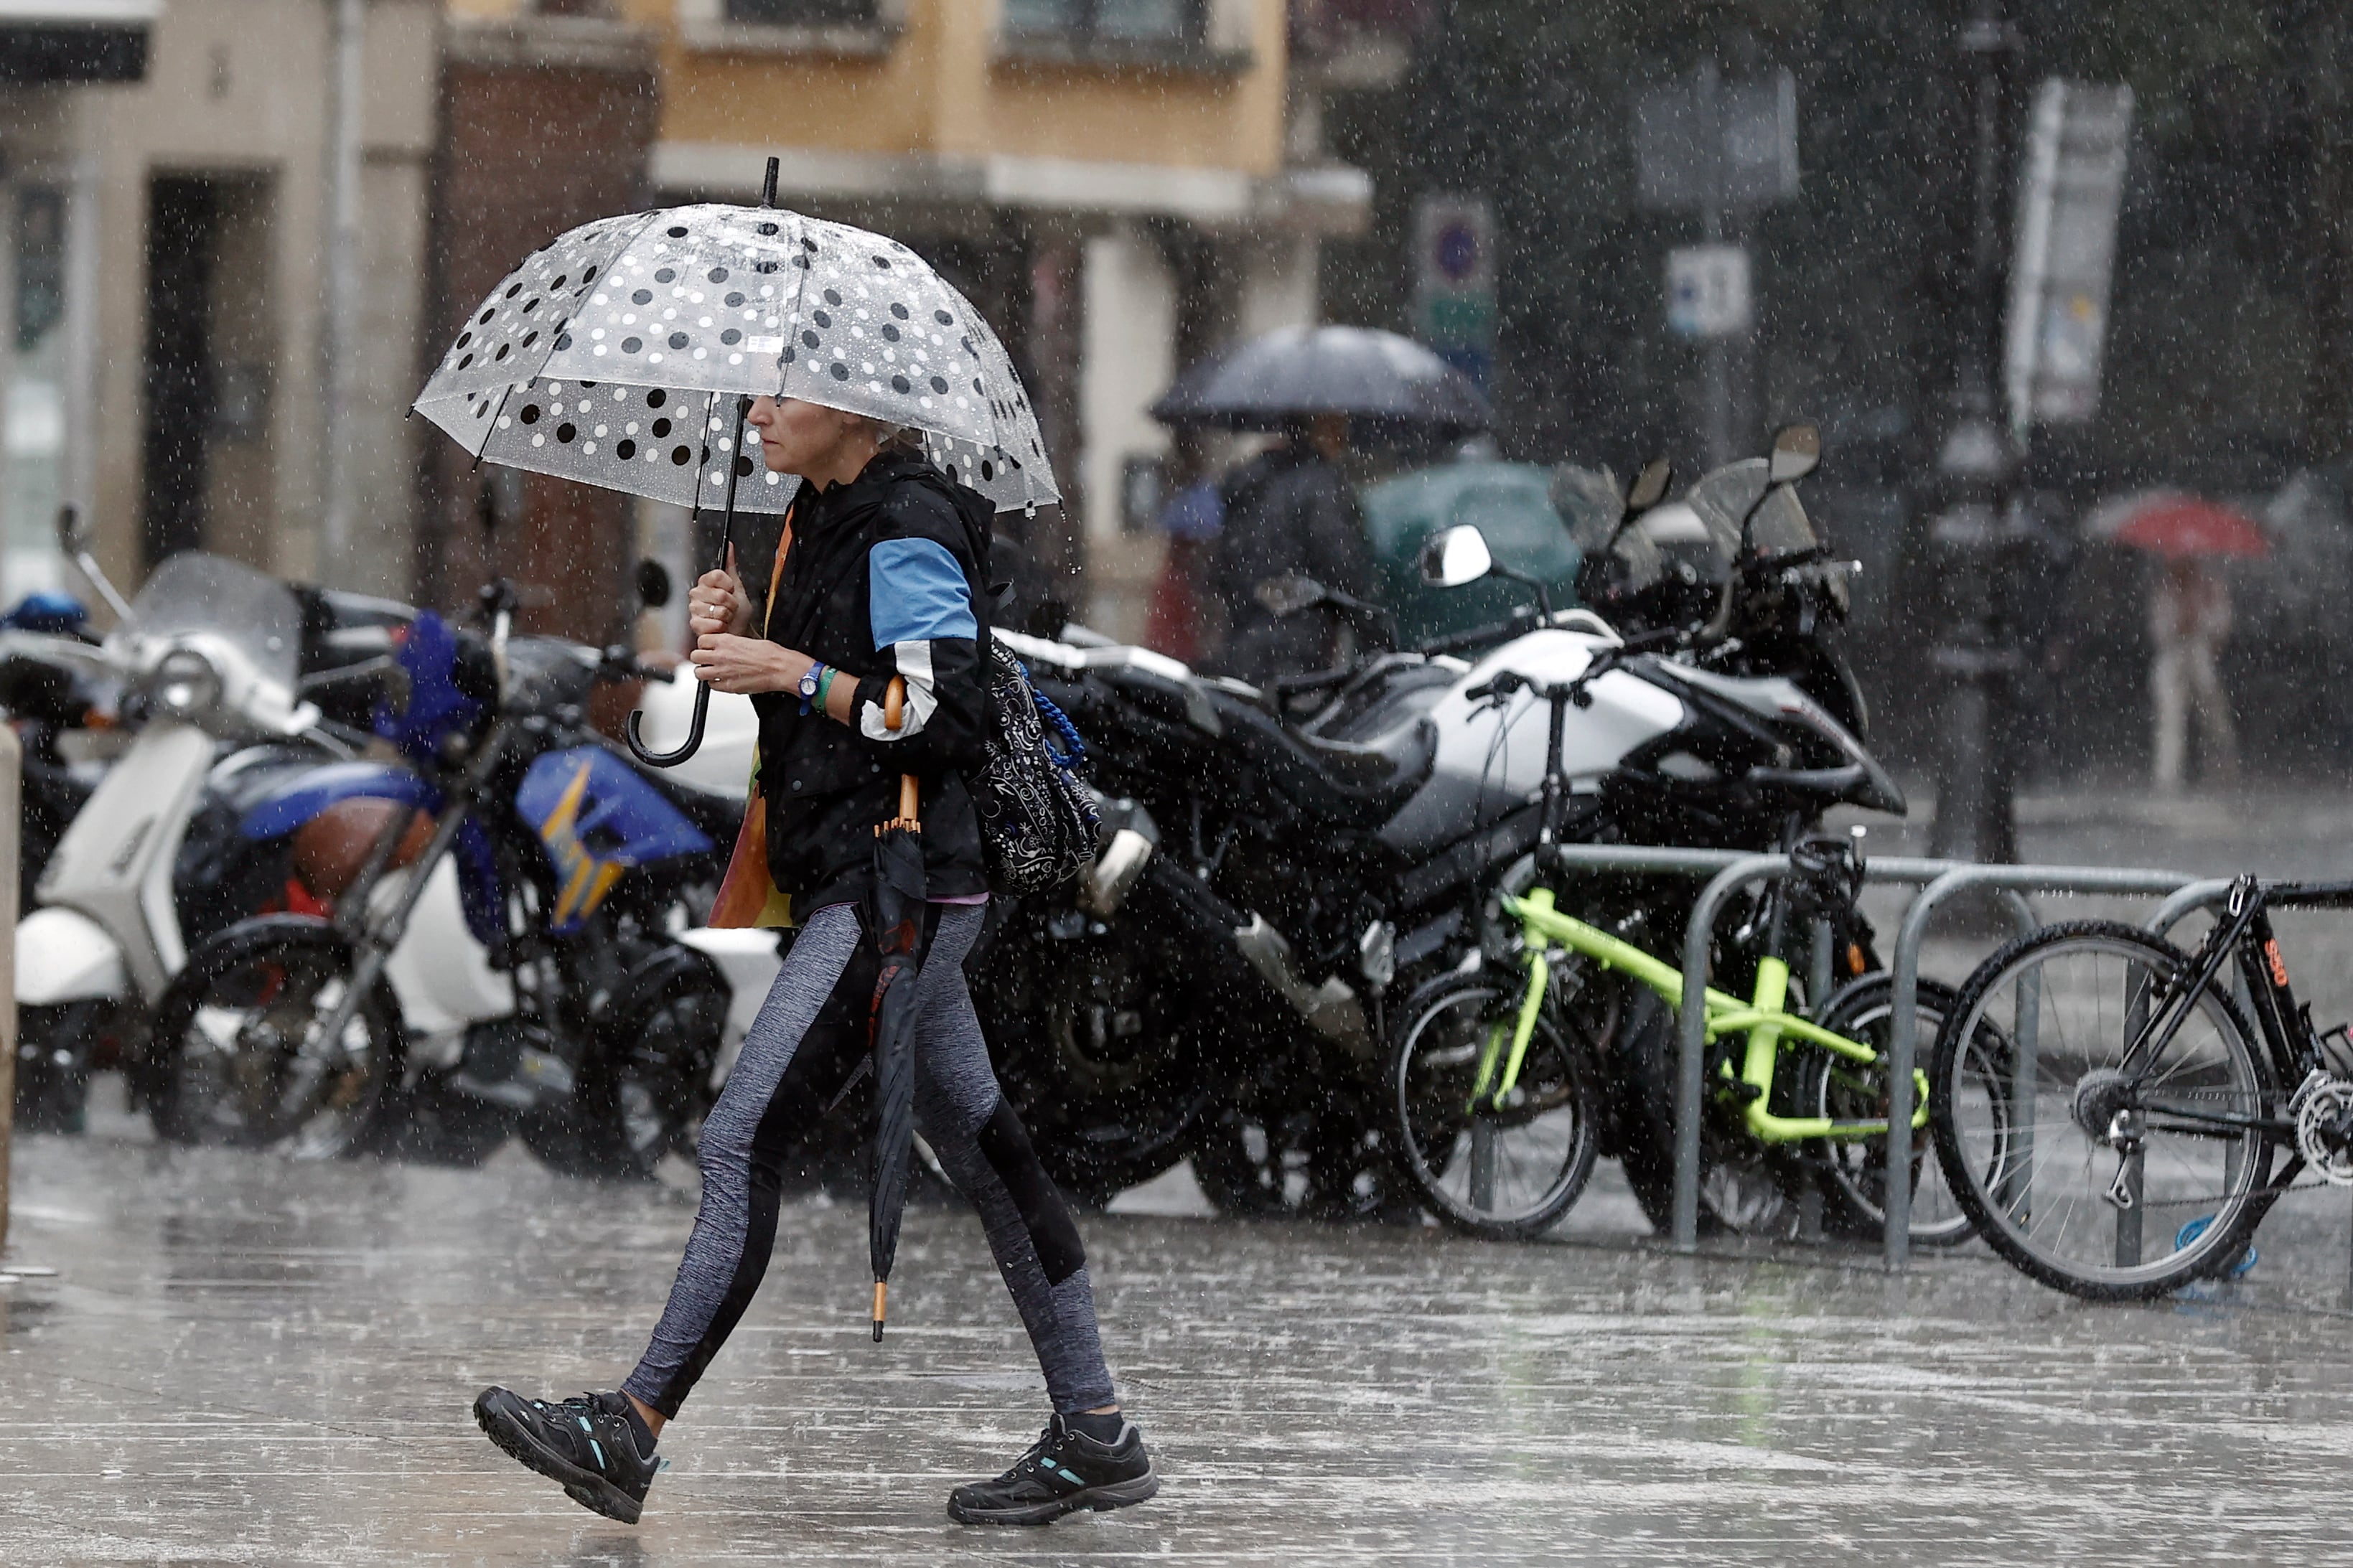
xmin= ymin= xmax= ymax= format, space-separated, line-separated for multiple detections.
xmin=1386 ymin=666 xmax=2011 ymax=1242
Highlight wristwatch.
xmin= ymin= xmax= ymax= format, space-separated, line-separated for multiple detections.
xmin=798 ymin=661 xmax=826 ymax=715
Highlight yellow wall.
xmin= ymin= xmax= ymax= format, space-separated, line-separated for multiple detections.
xmin=630 ymin=0 xmax=1288 ymax=174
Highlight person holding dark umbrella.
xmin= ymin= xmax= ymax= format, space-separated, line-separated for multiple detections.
xmin=1151 ymin=324 xmax=1490 ymax=685
xmin=469 ymin=393 xmax=1156 ymax=1527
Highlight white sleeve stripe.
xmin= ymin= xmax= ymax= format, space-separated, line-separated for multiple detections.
xmin=859 ymin=639 xmax=938 ymax=741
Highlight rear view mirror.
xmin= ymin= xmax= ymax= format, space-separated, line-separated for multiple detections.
xmin=635 ymin=558 xmax=673 ymax=609
xmin=1419 ymin=525 xmax=1494 ymax=589
xmin=1768 ymin=424 xmax=1821 ymax=485
xmin=1625 ymin=459 xmax=1673 ymax=515
xmin=55 ymin=505 xmax=88 ymax=558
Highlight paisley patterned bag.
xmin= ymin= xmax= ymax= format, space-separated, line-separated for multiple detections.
xmin=970 ymin=642 xmax=1098 ymax=895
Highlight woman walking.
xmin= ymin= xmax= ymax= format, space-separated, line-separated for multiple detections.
xmin=473 ymin=395 xmax=1155 ymax=1527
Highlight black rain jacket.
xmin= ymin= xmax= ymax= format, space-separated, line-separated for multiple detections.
xmin=752 ymin=449 xmax=993 ymax=915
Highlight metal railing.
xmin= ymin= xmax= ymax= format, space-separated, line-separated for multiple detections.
xmin=1536 ymin=842 xmax=2209 ymax=1264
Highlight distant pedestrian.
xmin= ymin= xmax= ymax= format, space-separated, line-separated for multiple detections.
xmin=470 ymin=395 xmax=1155 ymax=1529
xmin=1206 ymin=413 xmax=1373 ymax=685
xmin=2148 ymin=556 xmax=2237 ymax=793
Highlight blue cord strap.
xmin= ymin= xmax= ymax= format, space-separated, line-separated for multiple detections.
xmin=1019 ymin=659 xmax=1088 ymax=769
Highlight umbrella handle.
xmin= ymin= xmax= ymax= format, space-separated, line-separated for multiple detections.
xmin=879 ymin=675 xmax=922 ymax=828
xmin=872 ymin=1280 xmax=887 ymax=1341
xmin=625 ymin=680 xmax=708 ymax=769
xmin=622 ymin=393 xmax=755 ymax=769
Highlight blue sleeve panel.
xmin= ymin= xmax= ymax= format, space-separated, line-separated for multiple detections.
xmin=869 ymin=537 xmax=977 ymax=649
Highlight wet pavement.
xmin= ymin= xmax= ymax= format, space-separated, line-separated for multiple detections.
xmin=10 ymin=1109 xmax=2353 ymax=1567
xmin=13 ymin=783 xmax=2353 ymax=1566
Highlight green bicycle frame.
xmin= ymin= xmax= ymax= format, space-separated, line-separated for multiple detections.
xmin=1469 ymin=887 xmax=1928 ymax=1145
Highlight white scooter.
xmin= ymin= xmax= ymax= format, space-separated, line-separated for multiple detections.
xmin=13 ymin=550 xmax=344 ymax=1121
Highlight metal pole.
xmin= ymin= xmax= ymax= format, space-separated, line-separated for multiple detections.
xmin=1698 ymin=61 xmax=1732 ymax=468
xmin=1925 ymin=0 xmax=2025 ymax=868
xmin=1674 ymin=854 xmax=1786 ymax=1249
xmin=0 ymin=728 xmax=20 ymax=1256
xmin=319 ymin=0 xmax=365 ymax=586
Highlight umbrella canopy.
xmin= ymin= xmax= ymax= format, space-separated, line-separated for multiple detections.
xmin=2086 ymin=489 xmax=2270 ymax=559
xmin=1149 ymin=324 xmax=1492 ymax=436
xmin=413 ymin=197 xmax=1056 ymax=514
xmin=866 ymin=754 xmax=927 ymax=1341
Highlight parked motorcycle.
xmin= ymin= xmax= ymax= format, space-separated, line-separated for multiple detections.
xmin=142 ymin=583 xmax=739 ymax=1171
xmin=977 ymin=428 xmax=1901 ymax=1218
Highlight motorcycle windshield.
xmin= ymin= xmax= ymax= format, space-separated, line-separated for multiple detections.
xmin=1684 ymin=458 xmax=1821 ymax=560
xmin=107 ymin=553 xmax=303 ymax=689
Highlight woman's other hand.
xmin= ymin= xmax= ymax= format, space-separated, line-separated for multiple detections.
xmin=688 ymin=545 xmax=754 ymax=639
xmin=691 ymin=634 xmax=797 ymax=695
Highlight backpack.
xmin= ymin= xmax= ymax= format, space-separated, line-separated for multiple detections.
xmin=970 ymin=640 xmax=1099 ymax=895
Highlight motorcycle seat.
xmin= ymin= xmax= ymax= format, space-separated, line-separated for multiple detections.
xmin=1216 ymin=698 xmax=1438 ymax=827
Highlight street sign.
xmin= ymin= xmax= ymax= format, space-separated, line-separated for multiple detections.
xmin=1633 ymin=67 xmax=1798 ymax=212
xmin=2004 ymin=80 xmax=2133 ymax=428
xmin=1413 ymin=192 xmax=1497 ymax=389
xmin=1666 ymin=245 xmax=1751 ymax=338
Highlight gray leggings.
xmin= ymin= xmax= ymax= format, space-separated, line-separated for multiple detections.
xmin=622 ymin=901 xmax=1115 ymax=1418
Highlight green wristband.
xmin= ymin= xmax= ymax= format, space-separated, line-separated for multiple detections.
xmin=816 ymin=664 xmax=837 ymax=712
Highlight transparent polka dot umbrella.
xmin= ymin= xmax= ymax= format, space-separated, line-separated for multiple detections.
xmin=411 ymin=160 xmax=1058 ymax=764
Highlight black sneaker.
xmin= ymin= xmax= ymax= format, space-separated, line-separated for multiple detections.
xmin=947 ymin=1414 xmax=1159 ymax=1526
xmin=474 ymin=1386 xmax=658 ymax=1524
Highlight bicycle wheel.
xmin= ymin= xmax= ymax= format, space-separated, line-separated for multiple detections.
xmin=1930 ymin=921 xmax=2274 ymax=1300
xmin=1799 ymin=975 xmax=2002 ymax=1248
xmin=1388 ymin=972 xmax=1600 ymax=1239
xmin=147 ymin=916 xmax=404 ymax=1157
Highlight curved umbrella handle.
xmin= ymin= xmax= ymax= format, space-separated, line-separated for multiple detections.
xmin=625 ymin=679 xmax=708 ymax=768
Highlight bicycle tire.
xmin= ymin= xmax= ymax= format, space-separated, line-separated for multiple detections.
xmin=1929 ymin=920 xmax=2273 ymax=1301
xmin=1798 ymin=974 xmax=1993 ymax=1248
xmin=1388 ymin=971 xmax=1601 ymax=1240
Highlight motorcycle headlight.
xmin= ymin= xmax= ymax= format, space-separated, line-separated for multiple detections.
xmin=151 ymin=648 xmax=223 ymax=718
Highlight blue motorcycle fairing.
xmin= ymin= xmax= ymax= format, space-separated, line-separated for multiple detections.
xmin=237 ymin=761 xmax=440 ymax=842
xmin=517 ymin=746 xmax=716 ymax=934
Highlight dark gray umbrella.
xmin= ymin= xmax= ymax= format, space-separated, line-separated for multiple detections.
xmin=1149 ymin=324 xmax=1492 ymax=436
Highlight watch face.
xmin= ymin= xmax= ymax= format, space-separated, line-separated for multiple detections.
xmin=799 ymin=667 xmax=820 ymax=698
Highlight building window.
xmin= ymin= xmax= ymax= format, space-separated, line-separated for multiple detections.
xmin=5 ymin=185 xmax=71 ymax=600
xmin=1002 ymin=0 xmax=1202 ymax=45
xmin=721 ymin=0 xmax=875 ymax=25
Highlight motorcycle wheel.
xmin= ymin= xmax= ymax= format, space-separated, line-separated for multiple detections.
xmin=146 ymin=916 xmax=404 ymax=1156
xmin=1190 ymin=1074 xmax=1411 ymax=1223
xmin=1388 ymin=973 xmax=1600 ymax=1240
xmin=1611 ymin=985 xmax=1804 ymax=1241
xmin=522 ymin=972 xmax=726 ymax=1180
xmin=977 ymin=917 xmax=1210 ymax=1206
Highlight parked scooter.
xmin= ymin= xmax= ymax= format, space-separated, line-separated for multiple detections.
xmin=11 ymin=548 xmax=373 ymax=1132
xmin=143 ymin=583 xmax=739 ymax=1170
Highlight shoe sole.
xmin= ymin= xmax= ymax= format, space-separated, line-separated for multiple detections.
xmin=473 ymin=1392 xmax=646 ymax=1525
xmin=948 ymin=1467 xmax=1160 ymax=1526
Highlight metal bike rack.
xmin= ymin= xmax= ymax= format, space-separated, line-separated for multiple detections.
xmin=1882 ymin=863 xmax=2205 ymax=1269
xmin=1677 ymin=854 xmax=2033 ymax=1257
xmin=1538 ymin=845 xmax=1985 ymax=1252
xmin=1540 ymin=843 xmax=2208 ymax=1265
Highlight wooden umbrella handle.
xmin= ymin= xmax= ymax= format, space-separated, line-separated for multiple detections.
xmin=882 ymin=676 xmax=920 ymax=828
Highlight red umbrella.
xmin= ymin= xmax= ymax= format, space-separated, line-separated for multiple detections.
xmin=2085 ymin=489 xmax=2270 ymax=559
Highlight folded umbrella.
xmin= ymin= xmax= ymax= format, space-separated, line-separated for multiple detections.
xmin=866 ymin=678 xmax=925 ymax=1341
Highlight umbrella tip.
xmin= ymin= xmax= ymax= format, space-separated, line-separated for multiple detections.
xmin=762 ymin=156 xmax=780 ymax=208
xmin=871 ymin=1280 xmax=887 ymax=1341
